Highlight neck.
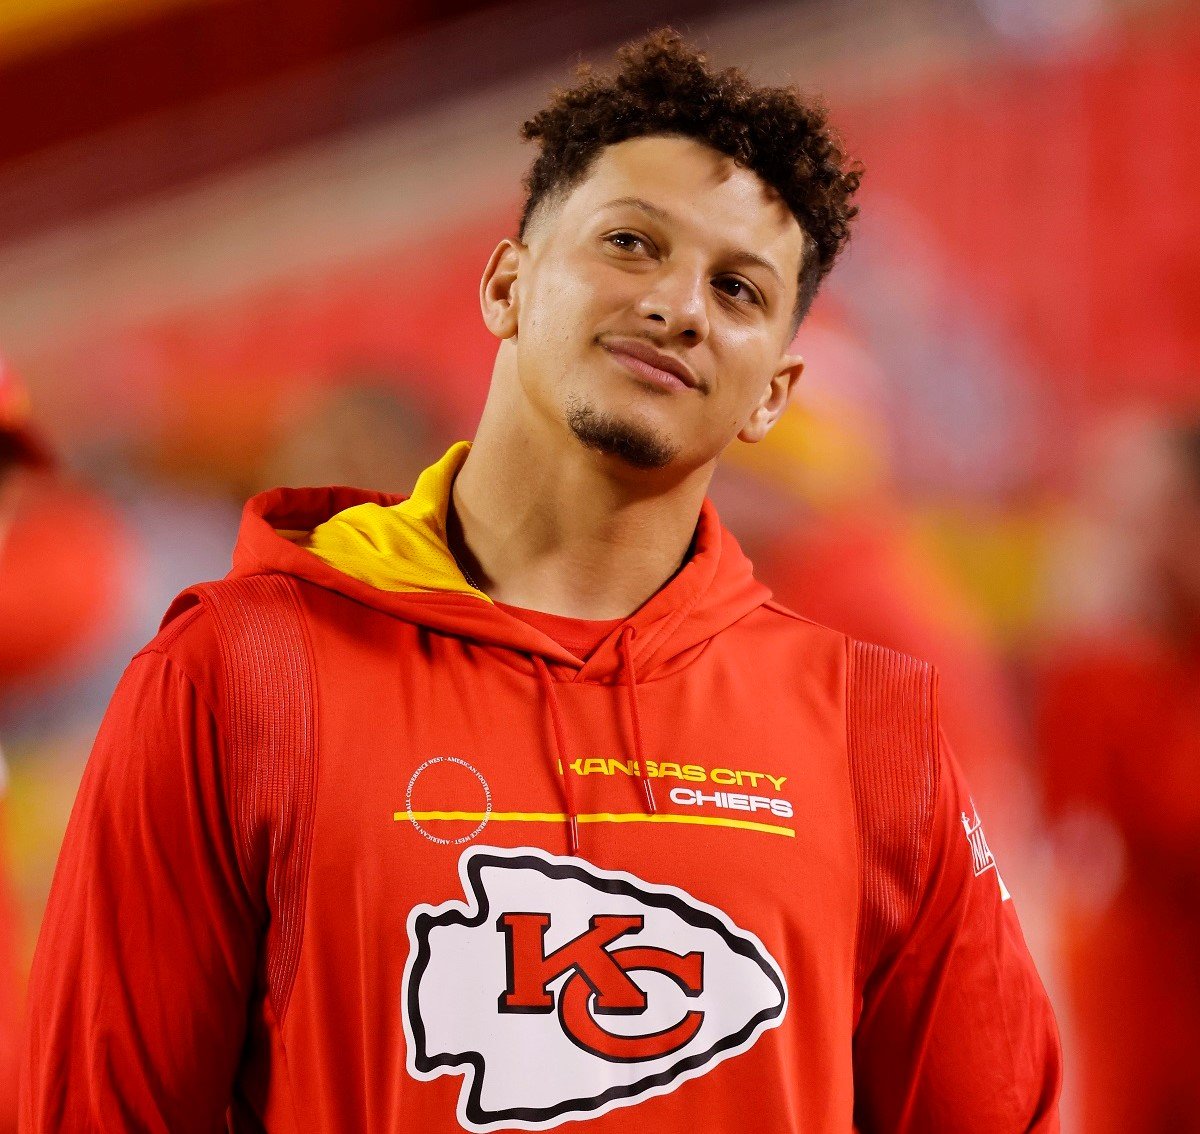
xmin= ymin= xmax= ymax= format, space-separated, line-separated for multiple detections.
xmin=450 ymin=388 xmax=713 ymax=620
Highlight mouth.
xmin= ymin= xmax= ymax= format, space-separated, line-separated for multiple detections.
xmin=601 ymin=338 xmax=701 ymax=393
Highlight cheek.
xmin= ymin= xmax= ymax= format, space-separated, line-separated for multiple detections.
xmin=713 ymin=339 xmax=777 ymax=414
xmin=522 ymin=262 xmax=642 ymax=373
xmin=522 ymin=261 xmax=601 ymax=344
xmin=514 ymin=270 xmax=604 ymax=400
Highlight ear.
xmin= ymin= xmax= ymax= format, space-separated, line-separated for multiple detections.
xmin=479 ymin=238 xmax=523 ymax=340
xmin=737 ymin=354 xmax=804 ymax=444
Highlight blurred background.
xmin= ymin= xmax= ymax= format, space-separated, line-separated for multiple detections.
xmin=0 ymin=0 xmax=1197 ymax=1129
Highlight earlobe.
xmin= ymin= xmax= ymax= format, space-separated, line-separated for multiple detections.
xmin=479 ymin=239 xmax=524 ymax=340
xmin=737 ymin=354 xmax=804 ymax=444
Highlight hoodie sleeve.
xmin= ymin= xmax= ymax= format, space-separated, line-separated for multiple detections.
xmin=21 ymin=621 xmax=263 ymax=1132
xmin=851 ymin=728 xmax=1062 ymax=1132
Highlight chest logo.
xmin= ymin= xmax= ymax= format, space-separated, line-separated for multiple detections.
xmin=402 ymin=846 xmax=787 ymax=1131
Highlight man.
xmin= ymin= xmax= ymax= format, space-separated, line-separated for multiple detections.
xmin=1038 ymin=419 xmax=1200 ymax=1133
xmin=23 ymin=32 xmax=1060 ymax=1133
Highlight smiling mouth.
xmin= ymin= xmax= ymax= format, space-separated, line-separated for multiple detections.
xmin=601 ymin=344 xmax=699 ymax=394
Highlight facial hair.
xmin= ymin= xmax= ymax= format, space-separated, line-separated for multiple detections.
xmin=565 ymin=397 xmax=678 ymax=470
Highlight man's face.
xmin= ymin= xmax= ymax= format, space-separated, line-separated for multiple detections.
xmin=489 ymin=135 xmax=807 ymax=473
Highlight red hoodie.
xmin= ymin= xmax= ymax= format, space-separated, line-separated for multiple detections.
xmin=22 ymin=444 xmax=1060 ymax=1132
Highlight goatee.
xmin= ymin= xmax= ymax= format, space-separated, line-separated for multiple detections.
xmin=565 ymin=399 xmax=677 ymax=470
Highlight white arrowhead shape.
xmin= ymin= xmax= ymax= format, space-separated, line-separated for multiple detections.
xmin=403 ymin=845 xmax=788 ymax=1131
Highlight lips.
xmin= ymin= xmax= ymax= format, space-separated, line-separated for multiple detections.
xmin=601 ymin=338 xmax=701 ymax=392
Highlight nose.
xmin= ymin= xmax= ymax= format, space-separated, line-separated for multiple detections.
xmin=633 ymin=263 xmax=709 ymax=345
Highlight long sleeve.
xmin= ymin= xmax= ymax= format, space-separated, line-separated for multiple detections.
xmin=21 ymin=643 xmax=263 ymax=1132
xmin=852 ymin=730 xmax=1062 ymax=1132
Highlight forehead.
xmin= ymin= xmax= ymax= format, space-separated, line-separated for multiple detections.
xmin=553 ymin=135 xmax=805 ymax=269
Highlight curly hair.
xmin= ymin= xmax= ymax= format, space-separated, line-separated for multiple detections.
xmin=518 ymin=29 xmax=863 ymax=325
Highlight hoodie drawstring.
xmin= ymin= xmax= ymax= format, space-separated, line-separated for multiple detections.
xmin=532 ymin=625 xmax=657 ymax=857
xmin=533 ymin=655 xmax=580 ymax=855
xmin=619 ymin=626 xmax=658 ymax=816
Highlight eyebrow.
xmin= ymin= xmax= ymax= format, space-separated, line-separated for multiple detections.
xmin=599 ymin=196 xmax=786 ymax=290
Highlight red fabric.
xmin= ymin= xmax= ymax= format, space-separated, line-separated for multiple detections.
xmin=852 ymin=734 xmax=1058 ymax=1131
xmin=23 ymin=485 xmax=1060 ymax=1132
xmin=846 ymin=641 xmax=940 ymax=993
xmin=617 ymin=626 xmax=658 ymax=817
xmin=532 ymin=654 xmax=581 ymax=857
xmin=493 ymin=601 xmax=624 ymax=660
xmin=191 ymin=574 xmax=319 ymax=1023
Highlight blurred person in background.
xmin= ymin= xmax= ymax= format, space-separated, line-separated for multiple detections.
xmin=0 ymin=360 xmax=54 ymax=546
xmin=722 ymin=380 xmax=1036 ymax=864
xmin=23 ymin=32 xmax=1059 ymax=1133
xmin=259 ymin=378 xmax=450 ymax=497
xmin=1037 ymin=416 xmax=1200 ymax=1133
xmin=0 ymin=360 xmax=54 ymax=1134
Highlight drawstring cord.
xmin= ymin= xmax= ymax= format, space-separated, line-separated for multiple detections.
xmin=619 ymin=626 xmax=658 ymax=815
xmin=533 ymin=655 xmax=580 ymax=855
xmin=533 ymin=625 xmax=656 ymax=857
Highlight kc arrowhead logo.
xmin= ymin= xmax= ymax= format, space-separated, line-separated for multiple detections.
xmin=402 ymin=846 xmax=788 ymax=1131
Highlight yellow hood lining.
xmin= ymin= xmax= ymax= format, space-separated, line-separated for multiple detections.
xmin=283 ymin=441 xmax=490 ymax=602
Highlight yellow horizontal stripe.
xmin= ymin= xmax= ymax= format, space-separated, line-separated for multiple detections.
xmin=396 ymin=810 xmax=794 ymax=838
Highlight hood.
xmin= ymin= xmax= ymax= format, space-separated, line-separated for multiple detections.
xmin=210 ymin=440 xmax=775 ymax=854
xmin=225 ymin=441 xmax=771 ymax=683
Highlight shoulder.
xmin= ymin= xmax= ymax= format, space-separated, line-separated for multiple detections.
xmin=751 ymin=600 xmax=938 ymax=706
xmin=758 ymin=597 xmax=842 ymax=633
xmin=135 ymin=573 xmax=314 ymax=719
xmin=740 ymin=597 xmax=853 ymax=661
xmin=842 ymin=635 xmax=940 ymax=801
xmin=134 ymin=599 xmax=223 ymax=703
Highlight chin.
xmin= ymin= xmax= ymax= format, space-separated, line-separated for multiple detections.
xmin=564 ymin=398 xmax=679 ymax=471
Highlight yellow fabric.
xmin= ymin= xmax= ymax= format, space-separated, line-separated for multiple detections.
xmin=286 ymin=440 xmax=490 ymax=602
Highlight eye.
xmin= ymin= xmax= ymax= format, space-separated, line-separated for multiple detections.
xmin=713 ymin=276 xmax=762 ymax=306
xmin=604 ymin=231 xmax=653 ymax=255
